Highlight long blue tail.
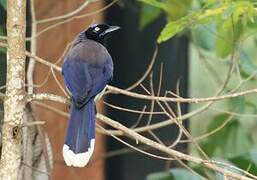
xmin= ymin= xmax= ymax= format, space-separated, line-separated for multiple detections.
xmin=63 ymin=99 xmax=96 ymax=167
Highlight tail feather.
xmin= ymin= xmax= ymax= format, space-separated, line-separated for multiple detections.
xmin=63 ymin=99 xmax=96 ymax=167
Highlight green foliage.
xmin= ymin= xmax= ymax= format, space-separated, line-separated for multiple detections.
xmin=146 ymin=168 xmax=203 ymax=180
xmin=227 ymin=96 xmax=245 ymax=112
xmin=0 ymin=0 xmax=6 ymax=10
xmin=157 ymin=12 xmax=201 ymax=43
xmin=139 ymin=4 xmax=162 ymax=29
xmin=239 ymin=53 xmax=257 ymax=79
xmin=202 ymin=0 xmax=218 ymax=8
xmin=138 ymin=0 xmax=167 ymax=11
xmin=215 ymin=19 xmax=243 ymax=58
xmin=214 ymin=1 xmax=255 ymax=57
xmin=157 ymin=16 xmax=188 ymax=43
xmin=139 ymin=0 xmax=257 ymax=46
xmin=229 ymin=149 xmax=257 ymax=175
xmin=191 ymin=23 xmax=216 ymax=50
xmin=202 ymin=114 xmax=252 ymax=158
xmin=165 ymin=0 xmax=192 ymax=21
xmin=138 ymin=0 xmax=192 ymax=29
xmin=139 ymin=0 xmax=257 ymax=178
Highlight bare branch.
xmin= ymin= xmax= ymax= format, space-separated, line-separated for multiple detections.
xmin=27 ymin=0 xmax=37 ymax=95
xmin=97 ymin=114 xmax=254 ymax=180
xmin=37 ymin=0 xmax=93 ymax=24
xmin=29 ymin=93 xmax=69 ymax=104
xmin=104 ymin=101 xmax=165 ymax=115
xmin=107 ymin=85 xmax=257 ymax=104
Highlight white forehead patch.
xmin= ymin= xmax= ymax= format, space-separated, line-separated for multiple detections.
xmin=94 ymin=27 xmax=100 ymax=31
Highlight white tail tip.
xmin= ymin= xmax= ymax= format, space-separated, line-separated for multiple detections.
xmin=62 ymin=139 xmax=95 ymax=167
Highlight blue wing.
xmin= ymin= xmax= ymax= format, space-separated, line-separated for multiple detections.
xmin=62 ymin=59 xmax=93 ymax=107
xmin=62 ymin=56 xmax=113 ymax=107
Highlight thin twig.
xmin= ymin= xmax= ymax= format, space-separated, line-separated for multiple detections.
xmin=130 ymin=106 xmax=146 ymax=128
xmin=34 ymin=0 xmax=118 ymax=39
xmin=179 ymin=116 xmax=233 ymax=143
xmin=96 ymin=123 xmax=176 ymax=161
xmin=27 ymin=0 xmax=37 ymax=95
xmin=168 ymin=83 xmax=183 ymax=148
xmin=20 ymin=121 xmax=45 ymax=127
xmin=50 ymin=67 xmax=69 ymax=98
xmin=103 ymin=101 xmax=165 ymax=115
xmin=125 ymin=47 xmax=158 ymax=91
xmin=37 ymin=0 xmax=93 ymax=24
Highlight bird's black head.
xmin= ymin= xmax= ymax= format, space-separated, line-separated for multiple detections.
xmin=85 ymin=23 xmax=120 ymax=46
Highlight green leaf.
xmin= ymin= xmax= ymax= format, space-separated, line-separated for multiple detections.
xmin=0 ymin=0 xmax=6 ymax=10
xmin=215 ymin=1 xmax=255 ymax=58
xmin=139 ymin=4 xmax=162 ymax=30
xmin=201 ymin=114 xmax=229 ymax=156
xmin=157 ymin=20 xmax=187 ymax=43
xmin=239 ymin=53 xmax=257 ymax=79
xmin=215 ymin=18 xmax=243 ymax=58
xmin=165 ymin=0 xmax=192 ymax=21
xmin=202 ymin=0 xmax=217 ymax=8
xmin=146 ymin=168 xmax=203 ymax=180
xmin=157 ymin=11 xmax=206 ymax=43
xmin=138 ymin=0 xmax=167 ymax=11
xmin=192 ymin=23 xmax=216 ymax=50
xmin=229 ymin=149 xmax=257 ymax=175
xmin=227 ymin=96 xmax=245 ymax=112
xmin=202 ymin=114 xmax=253 ymax=158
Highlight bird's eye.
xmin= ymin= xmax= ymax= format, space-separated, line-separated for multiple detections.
xmin=94 ymin=27 xmax=100 ymax=32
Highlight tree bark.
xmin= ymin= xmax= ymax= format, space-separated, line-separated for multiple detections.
xmin=0 ymin=0 xmax=26 ymax=179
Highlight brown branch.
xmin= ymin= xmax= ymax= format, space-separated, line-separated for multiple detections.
xmin=97 ymin=114 xmax=253 ymax=180
xmin=29 ymin=93 xmax=69 ymax=104
xmin=29 ymin=93 xmax=211 ymax=135
xmin=107 ymin=85 xmax=257 ymax=103
xmin=103 ymin=101 xmax=165 ymax=115
xmin=21 ymin=121 xmax=45 ymax=127
xmin=29 ymin=94 xmax=257 ymax=178
xmin=96 ymin=123 xmax=175 ymax=161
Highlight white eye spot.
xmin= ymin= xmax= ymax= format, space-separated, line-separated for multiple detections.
xmin=94 ymin=27 xmax=100 ymax=31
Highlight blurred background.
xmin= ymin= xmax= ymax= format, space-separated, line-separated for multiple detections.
xmin=1 ymin=0 xmax=257 ymax=180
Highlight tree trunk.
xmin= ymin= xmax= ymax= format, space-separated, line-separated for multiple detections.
xmin=0 ymin=0 xmax=26 ymax=179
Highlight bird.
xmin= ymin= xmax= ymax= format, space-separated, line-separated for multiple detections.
xmin=62 ymin=23 xmax=120 ymax=167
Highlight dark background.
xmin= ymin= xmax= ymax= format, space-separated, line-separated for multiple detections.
xmin=105 ymin=2 xmax=189 ymax=179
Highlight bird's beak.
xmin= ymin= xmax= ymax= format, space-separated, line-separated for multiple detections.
xmin=100 ymin=26 xmax=120 ymax=36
